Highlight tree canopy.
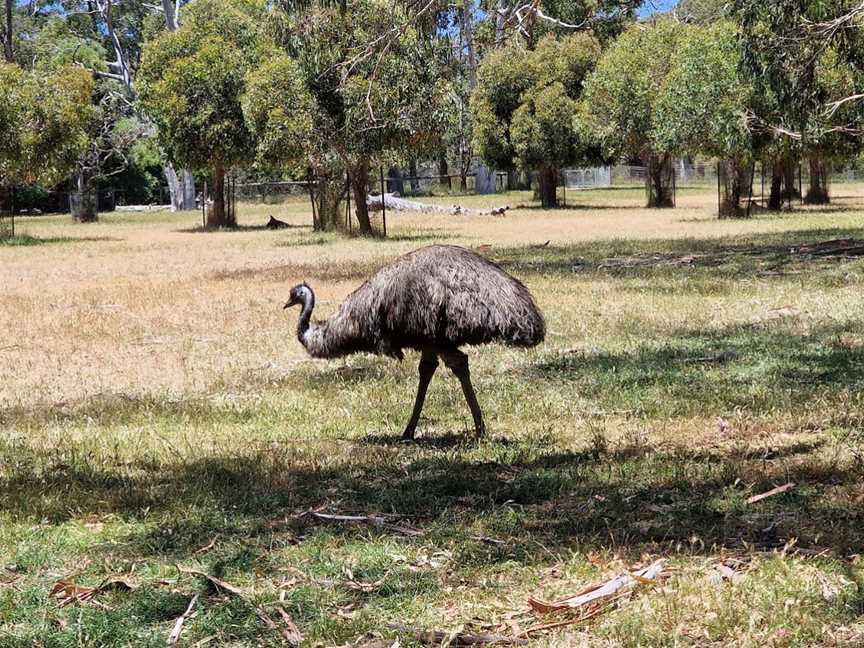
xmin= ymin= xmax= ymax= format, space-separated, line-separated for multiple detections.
xmin=471 ymin=33 xmax=600 ymax=207
xmin=245 ymin=0 xmax=452 ymax=234
xmin=0 ymin=63 xmax=93 ymax=191
xmin=139 ymin=0 xmax=265 ymax=227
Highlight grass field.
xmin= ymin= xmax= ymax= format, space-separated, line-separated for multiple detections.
xmin=2 ymin=185 xmax=864 ymax=647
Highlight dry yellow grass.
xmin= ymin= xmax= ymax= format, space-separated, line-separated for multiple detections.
xmin=4 ymin=185 xmax=864 ymax=411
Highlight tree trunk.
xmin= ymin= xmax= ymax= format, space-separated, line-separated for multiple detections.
xmin=437 ymin=152 xmax=448 ymax=179
xmin=408 ymin=158 xmax=420 ymax=194
xmin=804 ymin=156 xmax=830 ymax=204
xmin=474 ymin=161 xmax=497 ymax=194
xmin=70 ymin=170 xmax=98 ymax=222
xmin=4 ymin=0 xmax=13 ymax=62
xmin=782 ymin=156 xmax=799 ymax=201
xmin=645 ymin=153 xmax=674 ymax=208
xmin=161 ymin=0 xmax=179 ymax=31
xmin=495 ymin=0 xmax=507 ymax=45
xmin=182 ymin=169 xmax=196 ymax=209
xmin=768 ymin=159 xmax=784 ymax=210
xmin=537 ymin=166 xmax=558 ymax=208
xmin=350 ymin=161 xmax=374 ymax=236
xmin=315 ymin=174 xmax=345 ymax=232
xmin=206 ymin=162 xmax=228 ymax=228
xmin=718 ymin=158 xmax=750 ymax=219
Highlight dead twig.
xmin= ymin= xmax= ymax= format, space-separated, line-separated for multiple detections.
xmin=296 ymin=510 xmax=423 ymax=536
xmin=746 ymin=482 xmax=795 ymax=505
xmin=177 ymin=566 xmax=245 ymax=597
xmin=167 ymin=594 xmax=199 ymax=645
xmin=527 ymin=559 xmax=665 ymax=613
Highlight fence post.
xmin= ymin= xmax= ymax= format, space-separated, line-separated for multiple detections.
xmin=562 ymin=170 xmax=566 ymax=207
xmin=379 ymin=165 xmax=387 ymax=238
xmin=345 ymin=171 xmax=351 ymax=232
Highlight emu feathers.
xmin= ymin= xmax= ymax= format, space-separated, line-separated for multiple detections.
xmin=290 ymin=245 xmax=545 ymax=360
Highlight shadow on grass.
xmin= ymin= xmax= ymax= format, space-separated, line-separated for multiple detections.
xmin=497 ymin=225 xmax=864 ymax=280
xmin=2 ymin=431 xmax=862 ymax=566
xmin=175 ymin=223 xmax=313 ymax=233
xmin=0 ymin=235 xmax=121 ymax=246
xmin=524 ymin=319 xmax=864 ymax=417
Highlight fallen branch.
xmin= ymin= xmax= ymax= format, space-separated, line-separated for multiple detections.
xmin=528 ymin=559 xmax=665 ymax=613
xmin=296 ymin=510 xmax=423 ymax=536
xmin=746 ymin=482 xmax=795 ymax=505
xmin=256 ymin=606 xmax=303 ymax=647
xmin=49 ymin=576 xmax=135 ymax=609
xmin=367 ymin=193 xmax=509 ymax=217
xmin=167 ymin=594 xmax=199 ymax=645
xmin=177 ymin=566 xmax=245 ymax=597
xmin=388 ymin=624 xmax=527 ymax=646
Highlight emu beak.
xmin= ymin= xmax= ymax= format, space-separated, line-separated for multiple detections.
xmin=283 ymin=301 xmax=291 ymax=309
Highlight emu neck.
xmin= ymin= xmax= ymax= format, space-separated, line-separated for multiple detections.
xmin=297 ymin=289 xmax=315 ymax=346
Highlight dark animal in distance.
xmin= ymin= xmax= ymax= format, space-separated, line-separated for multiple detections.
xmin=283 ymin=245 xmax=545 ymax=438
xmin=266 ymin=215 xmax=290 ymax=229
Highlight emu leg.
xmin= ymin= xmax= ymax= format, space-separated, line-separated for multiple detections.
xmin=403 ymin=350 xmax=439 ymax=439
xmin=441 ymin=350 xmax=486 ymax=438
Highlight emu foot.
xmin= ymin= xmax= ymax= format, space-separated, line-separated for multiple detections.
xmin=402 ymin=424 xmax=417 ymax=440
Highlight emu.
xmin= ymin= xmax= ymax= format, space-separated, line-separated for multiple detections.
xmin=283 ymin=245 xmax=545 ymax=439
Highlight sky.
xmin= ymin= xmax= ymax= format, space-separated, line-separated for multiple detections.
xmin=639 ymin=0 xmax=679 ymax=16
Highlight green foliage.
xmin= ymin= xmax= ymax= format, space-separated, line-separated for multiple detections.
xmin=112 ymin=132 xmax=165 ymax=204
xmin=264 ymin=0 xmax=452 ymax=174
xmin=471 ymin=33 xmax=600 ymax=172
xmin=242 ymin=54 xmax=313 ymax=170
xmin=0 ymin=63 xmax=94 ymax=189
xmin=511 ymin=83 xmax=579 ymax=172
xmin=138 ymin=0 xmax=265 ymax=172
xmin=30 ymin=16 xmax=108 ymax=73
xmin=654 ymin=21 xmax=753 ymax=160
xmin=736 ymin=0 xmax=864 ymax=154
xmin=582 ymin=18 xmax=686 ymax=161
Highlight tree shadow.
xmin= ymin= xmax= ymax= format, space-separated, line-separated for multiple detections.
xmin=496 ymin=226 xmax=864 ymax=279
xmin=175 ymin=223 xmax=313 ymax=233
xmin=3 ymin=432 xmax=861 ymax=565
xmin=524 ymin=319 xmax=864 ymax=417
xmin=0 ymin=235 xmax=122 ymax=246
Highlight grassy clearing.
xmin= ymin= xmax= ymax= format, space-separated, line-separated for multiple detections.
xmin=2 ymin=187 xmax=864 ymax=646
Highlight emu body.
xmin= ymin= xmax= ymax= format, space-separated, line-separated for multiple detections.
xmin=284 ymin=245 xmax=545 ymax=438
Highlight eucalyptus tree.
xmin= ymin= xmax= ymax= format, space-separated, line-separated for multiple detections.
xmin=247 ymin=0 xmax=452 ymax=236
xmin=583 ymin=18 xmax=686 ymax=207
xmin=471 ymin=33 xmax=601 ymax=207
xmin=0 ymin=62 xmax=94 ymax=222
xmin=654 ymin=21 xmax=755 ymax=217
xmin=139 ymin=0 xmax=263 ymax=227
xmin=736 ymin=0 xmax=864 ymax=205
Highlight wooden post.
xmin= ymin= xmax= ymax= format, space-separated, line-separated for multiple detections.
xmin=562 ymin=170 xmax=566 ymax=207
xmin=746 ymin=160 xmax=755 ymax=218
xmin=345 ymin=171 xmax=351 ymax=232
xmin=307 ymin=172 xmax=318 ymax=231
xmin=798 ymin=162 xmax=803 ymax=205
xmin=379 ymin=165 xmax=387 ymax=238
xmin=716 ymin=161 xmax=721 ymax=216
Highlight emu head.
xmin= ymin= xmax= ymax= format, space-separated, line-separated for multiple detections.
xmin=284 ymin=283 xmax=313 ymax=309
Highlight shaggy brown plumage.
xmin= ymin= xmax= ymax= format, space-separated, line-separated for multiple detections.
xmin=284 ymin=245 xmax=545 ymax=438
